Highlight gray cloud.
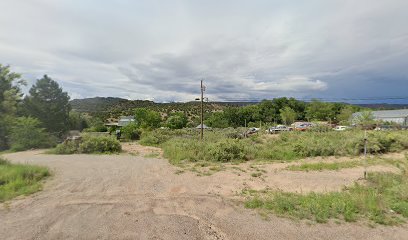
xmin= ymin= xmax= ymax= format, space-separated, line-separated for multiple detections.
xmin=0 ymin=0 xmax=407 ymax=102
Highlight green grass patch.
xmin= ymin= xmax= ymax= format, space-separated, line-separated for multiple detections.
xmin=140 ymin=129 xmax=408 ymax=164
xmin=0 ymin=158 xmax=50 ymax=202
xmin=243 ymin=171 xmax=408 ymax=225
xmin=287 ymin=161 xmax=362 ymax=171
xmin=144 ymin=152 xmax=160 ymax=158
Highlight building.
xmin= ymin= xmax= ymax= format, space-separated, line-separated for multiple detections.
xmin=352 ymin=109 xmax=408 ymax=126
xmin=118 ymin=116 xmax=135 ymax=127
xmin=105 ymin=116 xmax=135 ymax=128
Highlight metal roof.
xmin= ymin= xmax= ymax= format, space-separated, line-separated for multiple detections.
xmin=353 ymin=109 xmax=408 ymax=118
xmin=118 ymin=116 xmax=135 ymax=127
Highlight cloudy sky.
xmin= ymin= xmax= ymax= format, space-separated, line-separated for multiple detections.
xmin=1 ymin=0 xmax=407 ymax=103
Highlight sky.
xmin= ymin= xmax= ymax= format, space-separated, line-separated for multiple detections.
xmin=1 ymin=0 xmax=408 ymax=103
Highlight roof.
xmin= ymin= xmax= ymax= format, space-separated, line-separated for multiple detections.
xmin=118 ymin=116 xmax=135 ymax=127
xmin=353 ymin=109 xmax=408 ymax=119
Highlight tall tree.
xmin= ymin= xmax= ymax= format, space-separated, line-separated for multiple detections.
xmin=134 ymin=108 xmax=162 ymax=129
xmin=166 ymin=112 xmax=188 ymax=129
xmin=24 ymin=75 xmax=71 ymax=135
xmin=305 ymin=99 xmax=335 ymax=121
xmin=280 ymin=106 xmax=297 ymax=125
xmin=0 ymin=65 xmax=25 ymax=150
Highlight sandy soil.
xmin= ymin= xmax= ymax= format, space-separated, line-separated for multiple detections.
xmin=1 ymin=149 xmax=407 ymax=240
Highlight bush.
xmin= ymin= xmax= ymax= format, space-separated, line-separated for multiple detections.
xmin=79 ymin=135 xmax=121 ymax=153
xmin=53 ymin=135 xmax=121 ymax=154
xmin=146 ymin=129 xmax=408 ymax=163
xmin=121 ymin=123 xmax=141 ymax=140
xmin=208 ymin=139 xmax=246 ymax=162
xmin=53 ymin=140 xmax=79 ymax=154
xmin=166 ymin=113 xmax=188 ymax=129
xmin=10 ymin=117 xmax=56 ymax=151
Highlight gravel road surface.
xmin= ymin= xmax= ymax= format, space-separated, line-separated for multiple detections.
xmin=1 ymin=150 xmax=407 ymax=240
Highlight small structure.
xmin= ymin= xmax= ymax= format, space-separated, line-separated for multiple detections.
xmin=352 ymin=109 xmax=408 ymax=126
xmin=118 ymin=116 xmax=135 ymax=127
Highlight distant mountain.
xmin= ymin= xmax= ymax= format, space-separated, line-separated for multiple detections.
xmin=355 ymin=104 xmax=408 ymax=110
xmin=70 ymin=97 xmax=131 ymax=112
xmin=69 ymin=97 xmax=235 ymax=119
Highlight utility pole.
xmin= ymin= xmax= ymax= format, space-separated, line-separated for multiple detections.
xmin=200 ymin=80 xmax=205 ymax=140
xmin=363 ymin=130 xmax=368 ymax=179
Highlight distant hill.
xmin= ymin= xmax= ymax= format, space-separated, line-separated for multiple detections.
xmin=355 ymin=104 xmax=408 ymax=110
xmin=69 ymin=97 xmax=241 ymax=120
xmin=71 ymin=97 xmax=408 ymax=121
xmin=70 ymin=97 xmax=129 ymax=112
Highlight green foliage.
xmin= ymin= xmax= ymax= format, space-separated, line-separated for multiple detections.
xmin=280 ymin=106 xmax=297 ymax=125
xmin=53 ymin=140 xmax=79 ymax=154
xmin=78 ymin=135 xmax=122 ymax=153
xmin=84 ymin=117 xmax=107 ymax=132
xmin=337 ymin=105 xmax=357 ymax=125
xmin=305 ymin=99 xmax=336 ymax=121
xmin=53 ymin=134 xmax=121 ymax=154
xmin=166 ymin=112 xmax=188 ymax=129
xmin=134 ymin=108 xmax=162 ymax=129
xmin=244 ymin=171 xmax=408 ymax=225
xmin=121 ymin=123 xmax=141 ymax=140
xmin=354 ymin=111 xmax=376 ymax=129
xmin=10 ymin=117 xmax=56 ymax=151
xmin=0 ymin=65 xmax=25 ymax=150
xmin=287 ymin=161 xmax=361 ymax=171
xmin=24 ymin=75 xmax=71 ymax=135
xmin=0 ymin=157 xmax=50 ymax=202
xmin=208 ymin=139 xmax=247 ymax=162
xmin=205 ymin=112 xmax=229 ymax=128
xmin=142 ymin=129 xmax=408 ymax=163
xmin=68 ymin=111 xmax=89 ymax=131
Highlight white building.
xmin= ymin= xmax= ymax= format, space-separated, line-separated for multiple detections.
xmin=352 ymin=109 xmax=408 ymax=126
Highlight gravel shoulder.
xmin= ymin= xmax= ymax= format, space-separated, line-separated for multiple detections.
xmin=1 ymin=150 xmax=407 ymax=240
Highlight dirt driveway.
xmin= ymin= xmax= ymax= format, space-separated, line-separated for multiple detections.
xmin=1 ymin=150 xmax=407 ymax=240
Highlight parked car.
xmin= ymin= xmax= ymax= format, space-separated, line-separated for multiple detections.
xmin=334 ymin=126 xmax=349 ymax=131
xmin=243 ymin=127 xmax=259 ymax=136
xmin=293 ymin=122 xmax=313 ymax=131
xmin=266 ymin=125 xmax=293 ymax=134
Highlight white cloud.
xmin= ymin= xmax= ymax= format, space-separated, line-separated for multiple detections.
xmin=0 ymin=0 xmax=407 ymax=102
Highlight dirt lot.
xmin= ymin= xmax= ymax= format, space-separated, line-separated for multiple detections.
xmin=1 ymin=149 xmax=407 ymax=240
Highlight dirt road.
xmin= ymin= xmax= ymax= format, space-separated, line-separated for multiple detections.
xmin=1 ymin=150 xmax=407 ymax=240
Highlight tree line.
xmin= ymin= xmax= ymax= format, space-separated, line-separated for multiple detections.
xmin=0 ymin=65 xmax=71 ymax=151
xmin=205 ymin=98 xmax=361 ymax=128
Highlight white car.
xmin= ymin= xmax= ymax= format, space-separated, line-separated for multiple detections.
xmin=334 ymin=126 xmax=348 ymax=131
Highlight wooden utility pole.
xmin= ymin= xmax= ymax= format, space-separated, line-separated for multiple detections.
xmin=363 ymin=130 xmax=368 ymax=179
xmin=200 ymin=80 xmax=204 ymax=140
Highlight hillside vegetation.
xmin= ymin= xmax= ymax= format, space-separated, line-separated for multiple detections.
xmin=139 ymin=129 xmax=408 ymax=164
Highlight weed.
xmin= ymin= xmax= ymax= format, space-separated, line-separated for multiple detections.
xmin=0 ymin=158 xmax=50 ymax=202
xmin=243 ymin=171 xmax=408 ymax=225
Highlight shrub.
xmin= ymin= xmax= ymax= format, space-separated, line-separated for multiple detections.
xmin=166 ymin=112 xmax=188 ymax=129
xmin=79 ymin=135 xmax=122 ymax=153
xmin=208 ymin=139 xmax=246 ymax=162
xmin=10 ymin=117 xmax=56 ymax=151
xmin=53 ymin=135 xmax=121 ymax=154
xmin=121 ymin=123 xmax=141 ymax=140
xmin=53 ymin=140 xmax=79 ymax=154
